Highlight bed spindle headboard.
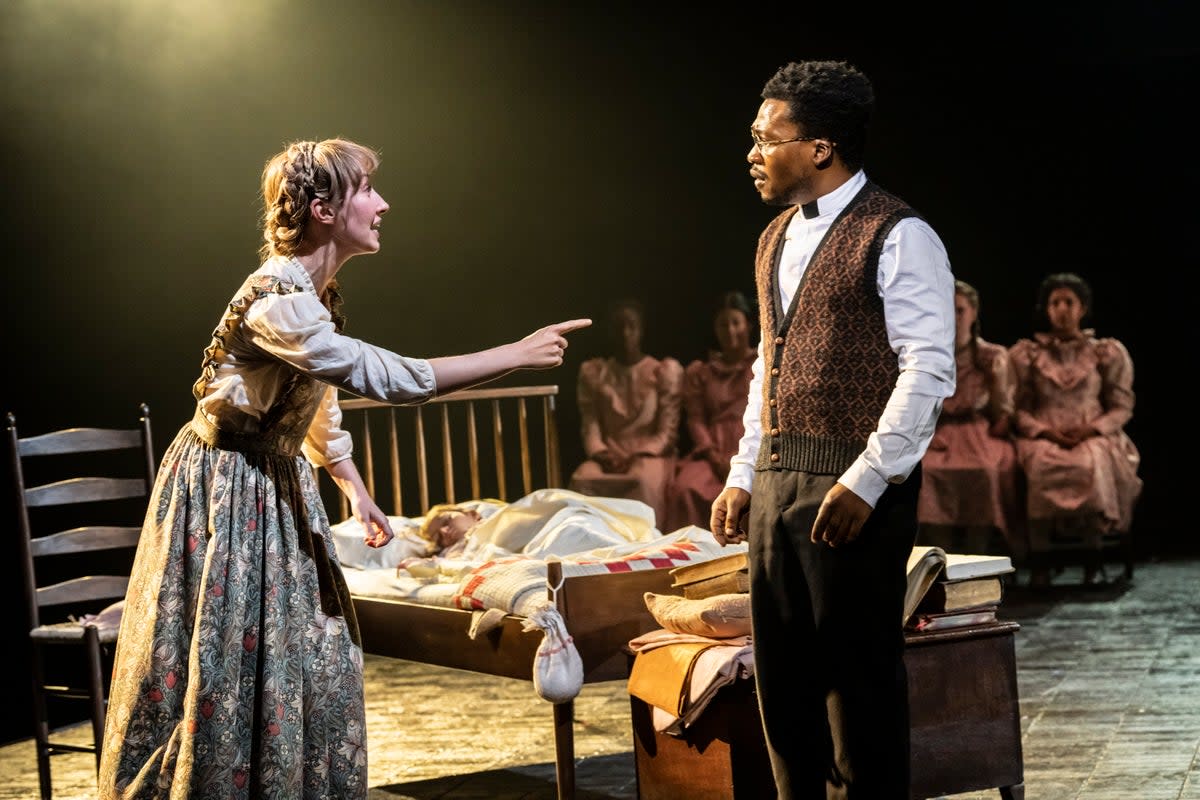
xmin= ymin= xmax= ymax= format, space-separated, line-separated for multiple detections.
xmin=322 ymin=384 xmax=562 ymax=522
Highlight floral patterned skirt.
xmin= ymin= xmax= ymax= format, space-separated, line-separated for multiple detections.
xmin=98 ymin=424 xmax=367 ymax=799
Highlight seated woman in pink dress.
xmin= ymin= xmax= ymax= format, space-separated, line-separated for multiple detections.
xmin=568 ymin=297 xmax=683 ymax=527
xmin=917 ymin=280 xmax=1022 ymax=556
xmin=663 ymin=290 xmax=757 ymax=532
xmin=1010 ymin=272 xmax=1142 ymax=586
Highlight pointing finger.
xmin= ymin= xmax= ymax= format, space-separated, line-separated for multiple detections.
xmin=553 ymin=318 xmax=593 ymax=334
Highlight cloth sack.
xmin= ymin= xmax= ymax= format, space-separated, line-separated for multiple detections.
xmin=642 ymin=591 xmax=752 ymax=638
xmin=523 ymin=604 xmax=584 ymax=704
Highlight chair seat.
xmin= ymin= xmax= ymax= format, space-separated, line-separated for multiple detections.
xmin=30 ymin=620 xmax=120 ymax=645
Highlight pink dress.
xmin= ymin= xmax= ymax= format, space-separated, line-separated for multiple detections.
xmin=662 ymin=349 xmax=755 ymax=532
xmin=1009 ymin=330 xmax=1142 ymax=537
xmin=568 ymin=355 xmax=684 ymax=526
xmin=918 ymin=337 xmax=1022 ymax=544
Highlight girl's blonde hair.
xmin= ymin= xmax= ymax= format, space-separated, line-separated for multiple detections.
xmin=416 ymin=503 xmax=474 ymax=546
xmin=955 ymin=279 xmax=982 ymax=340
xmin=259 ymin=138 xmax=381 ymax=261
xmin=416 ymin=500 xmax=506 ymax=551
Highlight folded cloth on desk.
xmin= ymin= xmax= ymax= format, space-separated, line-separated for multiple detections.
xmin=627 ymin=629 xmax=754 ymax=736
xmin=628 ymin=641 xmax=719 ymax=716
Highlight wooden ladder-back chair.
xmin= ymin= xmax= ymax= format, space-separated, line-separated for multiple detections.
xmin=5 ymin=404 xmax=156 ymax=800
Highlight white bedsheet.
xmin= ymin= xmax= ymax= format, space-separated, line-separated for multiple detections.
xmin=332 ymin=489 xmax=746 ymax=618
xmin=340 ymin=565 xmax=459 ymax=608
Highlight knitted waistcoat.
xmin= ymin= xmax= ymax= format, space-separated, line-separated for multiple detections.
xmin=754 ymin=181 xmax=920 ymax=474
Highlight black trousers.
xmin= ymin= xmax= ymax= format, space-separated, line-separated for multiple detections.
xmin=749 ymin=468 xmax=919 ymax=800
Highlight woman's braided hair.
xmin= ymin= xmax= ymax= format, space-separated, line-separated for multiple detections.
xmin=259 ymin=138 xmax=381 ymax=261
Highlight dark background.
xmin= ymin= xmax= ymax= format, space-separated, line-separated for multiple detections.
xmin=1 ymin=1 xmax=1190 ymax=744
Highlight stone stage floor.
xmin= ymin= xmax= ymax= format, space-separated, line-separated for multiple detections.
xmin=2 ymin=556 xmax=1199 ymax=800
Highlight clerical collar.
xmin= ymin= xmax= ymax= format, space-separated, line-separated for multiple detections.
xmin=795 ymin=171 xmax=868 ymax=221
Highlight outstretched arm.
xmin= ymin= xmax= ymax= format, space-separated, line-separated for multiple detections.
xmin=428 ymin=318 xmax=592 ymax=395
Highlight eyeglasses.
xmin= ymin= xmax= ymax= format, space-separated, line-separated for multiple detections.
xmin=751 ymin=133 xmax=816 ymax=153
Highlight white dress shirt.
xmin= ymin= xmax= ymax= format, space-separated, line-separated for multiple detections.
xmin=725 ymin=171 xmax=956 ymax=507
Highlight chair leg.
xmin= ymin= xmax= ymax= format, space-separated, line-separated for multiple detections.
xmin=1081 ymin=550 xmax=1108 ymax=587
xmin=1028 ymin=550 xmax=1051 ymax=588
xmin=29 ymin=643 xmax=53 ymax=800
xmin=85 ymin=627 xmax=107 ymax=774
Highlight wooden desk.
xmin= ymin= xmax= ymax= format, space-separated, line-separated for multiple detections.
xmin=907 ymin=621 xmax=1024 ymax=799
xmin=631 ymin=621 xmax=1024 ymax=800
xmin=632 ymin=677 xmax=773 ymax=800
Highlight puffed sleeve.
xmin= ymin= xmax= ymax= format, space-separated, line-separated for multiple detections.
xmin=301 ymin=385 xmax=352 ymax=468
xmin=642 ymin=357 xmax=684 ymax=456
xmin=243 ymin=289 xmax=437 ymax=405
xmin=682 ymin=359 xmax=714 ymax=455
xmin=1091 ymin=337 xmax=1135 ymax=434
xmin=1009 ymin=338 xmax=1049 ymax=439
xmin=983 ymin=341 xmax=1016 ymax=422
xmin=576 ymin=358 xmax=607 ymax=457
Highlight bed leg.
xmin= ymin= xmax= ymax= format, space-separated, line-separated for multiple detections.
xmin=553 ymin=699 xmax=576 ymax=800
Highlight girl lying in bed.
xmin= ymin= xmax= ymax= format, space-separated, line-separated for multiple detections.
xmin=394 ymin=488 xmax=677 ymax=580
xmin=332 ymin=488 xmax=743 ymax=621
xmin=416 ymin=489 xmax=660 ymax=557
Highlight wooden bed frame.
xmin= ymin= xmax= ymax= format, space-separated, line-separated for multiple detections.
xmin=324 ymin=384 xmax=677 ymax=800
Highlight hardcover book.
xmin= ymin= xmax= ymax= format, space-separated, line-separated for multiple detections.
xmin=680 ymin=569 xmax=750 ymax=600
xmin=669 ymin=550 xmax=749 ymax=588
xmin=915 ymin=576 xmax=1005 ymax=615
xmin=904 ymin=546 xmax=1013 ymax=626
xmin=907 ymin=607 xmax=999 ymax=632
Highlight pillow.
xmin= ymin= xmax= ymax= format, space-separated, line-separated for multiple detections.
xmin=330 ymin=516 xmax=431 ymax=569
xmin=643 ymin=592 xmax=752 ymax=639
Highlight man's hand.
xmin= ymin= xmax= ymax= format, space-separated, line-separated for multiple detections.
xmin=710 ymin=487 xmax=750 ymax=546
xmin=811 ymin=482 xmax=871 ymax=548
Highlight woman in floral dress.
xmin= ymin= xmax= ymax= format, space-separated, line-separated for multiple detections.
xmin=98 ymin=138 xmax=589 ymax=799
xmin=1010 ymin=272 xmax=1142 ymax=586
xmin=568 ymin=297 xmax=683 ymax=527
xmin=662 ymin=290 xmax=756 ymax=532
xmin=917 ymin=280 xmax=1022 ymax=556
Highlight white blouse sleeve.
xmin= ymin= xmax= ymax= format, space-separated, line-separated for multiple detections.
xmin=301 ymin=385 xmax=353 ymax=468
xmin=242 ymin=288 xmax=438 ymax=405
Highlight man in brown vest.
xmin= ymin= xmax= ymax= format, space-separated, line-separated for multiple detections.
xmin=710 ymin=60 xmax=956 ymax=799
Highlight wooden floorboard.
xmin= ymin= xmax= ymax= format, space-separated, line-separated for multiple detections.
xmin=1 ymin=556 xmax=1198 ymax=799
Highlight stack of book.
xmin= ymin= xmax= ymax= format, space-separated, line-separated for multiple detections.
xmin=669 ymin=545 xmax=1013 ymax=631
xmin=903 ymin=545 xmax=1014 ymax=632
xmin=668 ymin=551 xmax=748 ymax=599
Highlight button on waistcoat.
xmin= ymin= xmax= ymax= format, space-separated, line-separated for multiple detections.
xmin=755 ymin=182 xmax=919 ymax=475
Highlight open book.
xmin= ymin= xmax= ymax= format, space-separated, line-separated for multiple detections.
xmin=903 ymin=546 xmax=1013 ymax=626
